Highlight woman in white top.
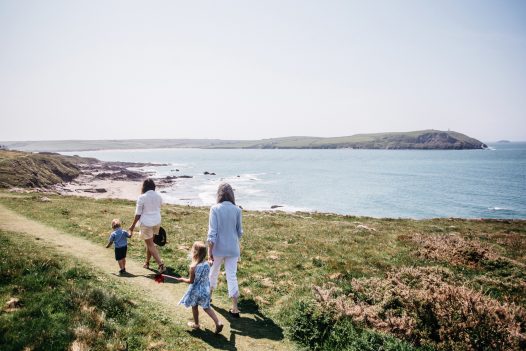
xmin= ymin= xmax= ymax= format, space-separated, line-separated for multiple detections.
xmin=129 ymin=179 xmax=165 ymax=273
xmin=208 ymin=183 xmax=243 ymax=317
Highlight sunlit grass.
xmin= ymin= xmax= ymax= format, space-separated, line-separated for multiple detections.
xmin=1 ymin=192 xmax=525 ymax=349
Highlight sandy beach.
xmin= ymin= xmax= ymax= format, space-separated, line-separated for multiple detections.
xmin=59 ymin=178 xmax=142 ymax=201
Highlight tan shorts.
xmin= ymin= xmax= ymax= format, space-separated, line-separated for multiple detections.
xmin=139 ymin=224 xmax=161 ymax=241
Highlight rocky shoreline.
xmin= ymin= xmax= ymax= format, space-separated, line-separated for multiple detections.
xmin=3 ymin=154 xmax=196 ymax=201
xmin=53 ymin=158 xmax=198 ymax=200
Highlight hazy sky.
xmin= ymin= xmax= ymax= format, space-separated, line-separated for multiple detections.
xmin=1 ymin=0 xmax=525 ymax=142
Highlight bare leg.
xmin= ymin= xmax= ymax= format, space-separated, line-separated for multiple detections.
xmin=231 ymin=295 xmax=239 ymax=314
xmin=122 ymin=258 xmax=126 ymax=270
xmin=118 ymin=259 xmax=125 ymax=270
xmin=192 ymin=306 xmax=199 ymax=326
xmin=145 ymin=239 xmax=162 ymax=266
xmin=145 ymin=245 xmax=151 ymax=266
xmin=203 ymin=307 xmax=221 ymax=326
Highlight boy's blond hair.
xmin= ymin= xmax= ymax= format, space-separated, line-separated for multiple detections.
xmin=111 ymin=219 xmax=121 ymax=230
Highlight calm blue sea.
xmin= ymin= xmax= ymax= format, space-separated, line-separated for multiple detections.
xmin=64 ymin=143 xmax=526 ymax=219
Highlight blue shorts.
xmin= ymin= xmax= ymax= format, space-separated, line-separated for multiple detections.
xmin=115 ymin=246 xmax=127 ymax=261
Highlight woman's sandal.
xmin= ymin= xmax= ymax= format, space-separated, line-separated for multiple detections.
xmin=143 ymin=262 xmax=150 ymax=269
xmin=215 ymin=323 xmax=224 ymax=334
xmin=228 ymin=310 xmax=241 ymax=318
xmin=187 ymin=322 xmax=200 ymax=330
xmin=158 ymin=263 xmax=166 ymax=273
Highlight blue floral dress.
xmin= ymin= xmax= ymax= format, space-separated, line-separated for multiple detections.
xmin=178 ymin=262 xmax=211 ymax=309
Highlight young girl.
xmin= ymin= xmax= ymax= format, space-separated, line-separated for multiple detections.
xmin=177 ymin=241 xmax=224 ymax=333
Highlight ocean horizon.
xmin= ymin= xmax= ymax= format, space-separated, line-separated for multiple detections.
xmin=63 ymin=142 xmax=526 ymax=219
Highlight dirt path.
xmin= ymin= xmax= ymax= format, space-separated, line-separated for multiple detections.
xmin=0 ymin=204 xmax=291 ymax=351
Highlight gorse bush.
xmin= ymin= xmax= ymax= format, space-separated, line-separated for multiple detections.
xmin=409 ymin=233 xmax=497 ymax=267
xmin=314 ymin=267 xmax=526 ymax=350
xmin=285 ymin=299 xmax=425 ymax=351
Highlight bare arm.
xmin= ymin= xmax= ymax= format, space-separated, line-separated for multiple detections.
xmin=105 ymin=240 xmax=113 ymax=248
xmin=129 ymin=215 xmax=141 ymax=233
xmin=208 ymin=242 xmax=214 ymax=264
xmin=176 ymin=266 xmax=196 ymax=284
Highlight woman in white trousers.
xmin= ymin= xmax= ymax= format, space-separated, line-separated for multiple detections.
xmin=207 ymin=183 xmax=243 ymax=317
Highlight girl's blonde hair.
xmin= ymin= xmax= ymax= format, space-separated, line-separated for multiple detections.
xmin=190 ymin=241 xmax=207 ymax=267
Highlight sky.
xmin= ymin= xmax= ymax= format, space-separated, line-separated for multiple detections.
xmin=0 ymin=0 xmax=525 ymax=142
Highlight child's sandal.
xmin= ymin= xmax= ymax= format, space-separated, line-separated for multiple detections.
xmin=215 ymin=323 xmax=224 ymax=334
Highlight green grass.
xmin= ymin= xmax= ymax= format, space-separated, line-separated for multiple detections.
xmin=1 ymin=192 xmax=525 ymax=350
xmin=0 ymin=228 xmax=207 ymax=351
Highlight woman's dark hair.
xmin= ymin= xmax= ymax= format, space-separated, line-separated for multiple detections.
xmin=216 ymin=183 xmax=235 ymax=204
xmin=142 ymin=178 xmax=156 ymax=194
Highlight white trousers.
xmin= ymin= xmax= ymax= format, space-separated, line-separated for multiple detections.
xmin=209 ymin=256 xmax=239 ymax=298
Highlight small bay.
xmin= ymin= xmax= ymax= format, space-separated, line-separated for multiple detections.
xmin=64 ymin=143 xmax=526 ymax=219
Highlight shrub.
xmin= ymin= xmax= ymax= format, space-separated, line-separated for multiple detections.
xmin=285 ymin=299 xmax=423 ymax=351
xmin=314 ymin=267 xmax=526 ymax=350
xmin=409 ymin=233 xmax=497 ymax=267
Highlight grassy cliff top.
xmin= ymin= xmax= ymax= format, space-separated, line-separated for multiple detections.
xmin=0 ymin=150 xmax=88 ymax=188
xmin=1 ymin=130 xmax=487 ymax=152
xmin=0 ymin=193 xmax=524 ymax=350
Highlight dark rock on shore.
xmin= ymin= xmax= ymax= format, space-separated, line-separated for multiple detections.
xmin=83 ymin=188 xmax=107 ymax=193
xmin=164 ymin=175 xmax=193 ymax=180
xmin=271 ymin=205 xmax=284 ymax=209
xmin=94 ymin=169 xmax=145 ymax=181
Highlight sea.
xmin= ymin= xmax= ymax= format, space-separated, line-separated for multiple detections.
xmin=63 ymin=143 xmax=526 ymax=219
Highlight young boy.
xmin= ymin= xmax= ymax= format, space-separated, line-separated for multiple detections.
xmin=106 ymin=219 xmax=132 ymax=274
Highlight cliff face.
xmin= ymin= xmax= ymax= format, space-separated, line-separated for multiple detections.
xmin=411 ymin=131 xmax=486 ymax=149
xmin=346 ymin=131 xmax=487 ymax=150
xmin=0 ymin=151 xmax=82 ymax=188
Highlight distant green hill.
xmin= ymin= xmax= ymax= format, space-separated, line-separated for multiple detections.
xmin=210 ymin=130 xmax=487 ymax=150
xmin=1 ymin=130 xmax=487 ymax=152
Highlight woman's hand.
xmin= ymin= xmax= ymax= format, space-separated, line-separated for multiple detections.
xmin=129 ymin=215 xmax=140 ymax=234
xmin=207 ymin=242 xmax=214 ymax=265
